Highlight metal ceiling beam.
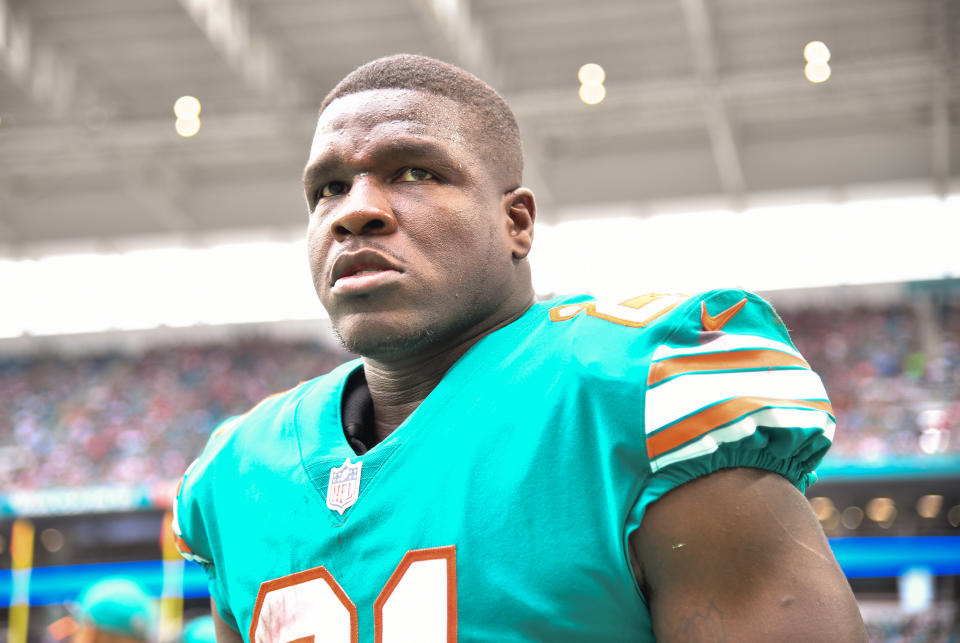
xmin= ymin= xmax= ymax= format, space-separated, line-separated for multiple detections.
xmin=0 ymin=184 xmax=19 ymax=248
xmin=0 ymin=0 xmax=91 ymax=118
xmin=176 ymin=0 xmax=300 ymax=105
xmin=513 ymin=117 xmax=554 ymax=206
xmin=414 ymin=0 xmax=499 ymax=84
xmin=677 ymin=0 xmax=746 ymax=208
xmin=76 ymin=116 xmax=197 ymax=233
xmin=412 ymin=0 xmax=552 ymax=203
xmin=508 ymin=55 xmax=938 ymax=120
xmin=931 ymin=0 xmax=951 ymax=197
xmin=0 ymin=54 xmax=940 ymax=163
xmin=0 ymin=111 xmax=303 ymax=176
xmin=0 ymin=2 xmax=190 ymax=234
xmin=120 ymin=162 xmax=194 ymax=233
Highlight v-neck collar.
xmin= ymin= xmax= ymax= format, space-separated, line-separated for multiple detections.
xmin=291 ymin=299 xmax=552 ymax=522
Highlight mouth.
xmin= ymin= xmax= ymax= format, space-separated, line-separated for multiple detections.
xmin=330 ymin=250 xmax=404 ymax=293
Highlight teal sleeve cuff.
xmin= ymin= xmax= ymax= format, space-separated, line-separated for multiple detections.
xmin=628 ymin=423 xmax=830 ymax=532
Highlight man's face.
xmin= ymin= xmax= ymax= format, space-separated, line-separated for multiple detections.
xmin=304 ymin=89 xmax=525 ymax=360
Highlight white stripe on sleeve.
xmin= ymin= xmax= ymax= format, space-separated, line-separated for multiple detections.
xmin=652 ymin=333 xmax=801 ymax=362
xmin=646 ymin=368 xmax=829 ymax=434
xmin=650 ymin=406 xmax=836 ymax=473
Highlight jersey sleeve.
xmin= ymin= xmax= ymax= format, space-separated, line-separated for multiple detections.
xmin=171 ymin=415 xmax=243 ymax=633
xmin=629 ymin=288 xmax=834 ymax=527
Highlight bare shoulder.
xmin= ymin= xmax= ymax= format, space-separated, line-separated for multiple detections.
xmin=630 ymin=467 xmax=866 ymax=643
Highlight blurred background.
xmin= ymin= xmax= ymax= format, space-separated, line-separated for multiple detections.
xmin=0 ymin=0 xmax=959 ymax=640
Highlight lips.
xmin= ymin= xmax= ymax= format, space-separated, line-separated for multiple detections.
xmin=330 ymin=249 xmax=403 ymax=288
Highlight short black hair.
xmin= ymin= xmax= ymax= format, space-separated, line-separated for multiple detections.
xmin=319 ymin=54 xmax=523 ymax=187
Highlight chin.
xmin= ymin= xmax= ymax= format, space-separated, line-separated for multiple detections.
xmin=333 ymin=319 xmax=440 ymax=361
xmin=328 ymin=292 xmax=499 ymax=361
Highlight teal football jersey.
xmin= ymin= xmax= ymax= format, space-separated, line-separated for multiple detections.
xmin=173 ymin=289 xmax=834 ymax=642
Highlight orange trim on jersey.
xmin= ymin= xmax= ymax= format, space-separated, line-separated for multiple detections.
xmin=647 ymin=349 xmax=810 ymax=386
xmin=549 ymin=302 xmax=583 ymax=322
xmin=619 ymin=293 xmax=678 ymax=308
xmin=213 ymin=388 xmax=294 ymax=437
xmin=588 ymin=301 xmax=682 ymax=328
xmin=173 ymin=533 xmax=194 ymax=556
xmin=211 ymin=422 xmax=232 ymax=438
xmin=249 ymin=566 xmax=359 ymax=643
xmin=701 ymin=298 xmax=747 ymax=331
xmin=373 ymin=545 xmax=457 ymax=643
xmin=647 ymin=397 xmax=834 ymax=460
xmin=548 ymin=295 xmax=685 ymax=329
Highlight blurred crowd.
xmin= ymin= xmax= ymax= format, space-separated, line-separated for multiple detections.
xmin=863 ymin=608 xmax=960 ymax=643
xmin=785 ymin=296 xmax=960 ymax=460
xmin=0 ymin=339 xmax=348 ymax=491
xmin=1 ymin=294 xmax=958 ymax=491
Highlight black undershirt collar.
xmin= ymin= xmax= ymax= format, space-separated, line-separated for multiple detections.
xmin=341 ymin=367 xmax=376 ymax=455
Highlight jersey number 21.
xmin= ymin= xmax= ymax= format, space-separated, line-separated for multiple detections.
xmin=249 ymin=546 xmax=456 ymax=642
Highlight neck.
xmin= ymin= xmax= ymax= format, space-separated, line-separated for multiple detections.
xmin=362 ymin=297 xmax=534 ymax=443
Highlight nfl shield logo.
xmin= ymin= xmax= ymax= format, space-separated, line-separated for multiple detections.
xmin=326 ymin=458 xmax=362 ymax=515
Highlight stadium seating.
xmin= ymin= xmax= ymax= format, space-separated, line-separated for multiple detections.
xmin=1 ymin=296 xmax=958 ymax=491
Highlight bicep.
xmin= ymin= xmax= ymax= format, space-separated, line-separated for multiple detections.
xmin=630 ymin=467 xmax=866 ymax=643
xmin=211 ymin=597 xmax=245 ymax=643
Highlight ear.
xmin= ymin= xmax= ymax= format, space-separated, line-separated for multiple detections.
xmin=503 ymin=188 xmax=536 ymax=260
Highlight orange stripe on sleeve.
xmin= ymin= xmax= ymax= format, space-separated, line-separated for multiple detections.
xmin=646 ymin=397 xmax=834 ymax=460
xmin=647 ymin=349 xmax=811 ymax=386
xmin=173 ymin=533 xmax=194 ymax=556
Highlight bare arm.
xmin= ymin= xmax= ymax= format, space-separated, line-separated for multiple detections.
xmin=211 ymin=598 xmax=244 ymax=643
xmin=630 ymin=467 xmax=867 ymax=642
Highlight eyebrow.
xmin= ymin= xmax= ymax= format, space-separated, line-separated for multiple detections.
xmin=302 ymin=137 xmax=458 ymax=188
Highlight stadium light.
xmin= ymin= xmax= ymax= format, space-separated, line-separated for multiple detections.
xmin=174 ymin=96 xmax=202 ymax=137
xmin=840 ymin=506 xmax=864 ymax=530
xmin=40 ymin=528 xmax=65 ymax=552
xmin=579 ymin=84 xmax=606 ymax=105
xmin=804 ymin=62 xmax=831 ymax=83
xmin=949 ymin=505 xmax=960 ymax=528
xmin=803 ymin=41 xmax=831 ymax=83
xmin=578 ymin=62 xmax=606 ymax=105
xmin=810 ymin=497 xmax=835 ymax=521
xmin=803 ymin=41 xmax=831 ymax=64
xmin=917 ymin=495 xmax=943 ymax=519
xmin=174 ymin=95 xmax=201 ymax=118
xmin=175 ymin=116 xmax=201 ymax=137
xmin=866 ymin=498 xmax=896 ymax=527
xmin=578 ymin=63 xmax=606 ymax=85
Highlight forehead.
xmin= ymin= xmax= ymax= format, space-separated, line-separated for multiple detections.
xmin=309 ymin=89 xmax=469 ymax=160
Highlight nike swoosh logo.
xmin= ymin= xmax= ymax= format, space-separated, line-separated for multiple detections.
xmin=701 ymin=297 xmax=747 ymax=331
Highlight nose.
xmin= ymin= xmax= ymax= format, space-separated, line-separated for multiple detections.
xmin=329 ymin=176 xmax=398 ymax=240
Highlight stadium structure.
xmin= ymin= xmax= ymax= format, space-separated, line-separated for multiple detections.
xmin=1 ymin=0 xmax=959 ymax=640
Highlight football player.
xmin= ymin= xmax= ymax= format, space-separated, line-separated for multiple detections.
xmin=174 ymin=54 xmax=866 ymax=641
xmin=72 ymin=577 xmax=154 ymax=643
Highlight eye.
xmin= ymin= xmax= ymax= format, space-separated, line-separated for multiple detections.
xmin=396 ymin=168 xmax=435 ymax=182
xmin=320 ymin=181 xmax=348 ymax=198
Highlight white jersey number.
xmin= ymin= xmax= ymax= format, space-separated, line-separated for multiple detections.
xmin=249 ymin=546 xmax=456 ymax=643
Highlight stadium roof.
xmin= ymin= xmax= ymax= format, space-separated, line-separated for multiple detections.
xmin=0 ymin=0 xmax=958 ymax=255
